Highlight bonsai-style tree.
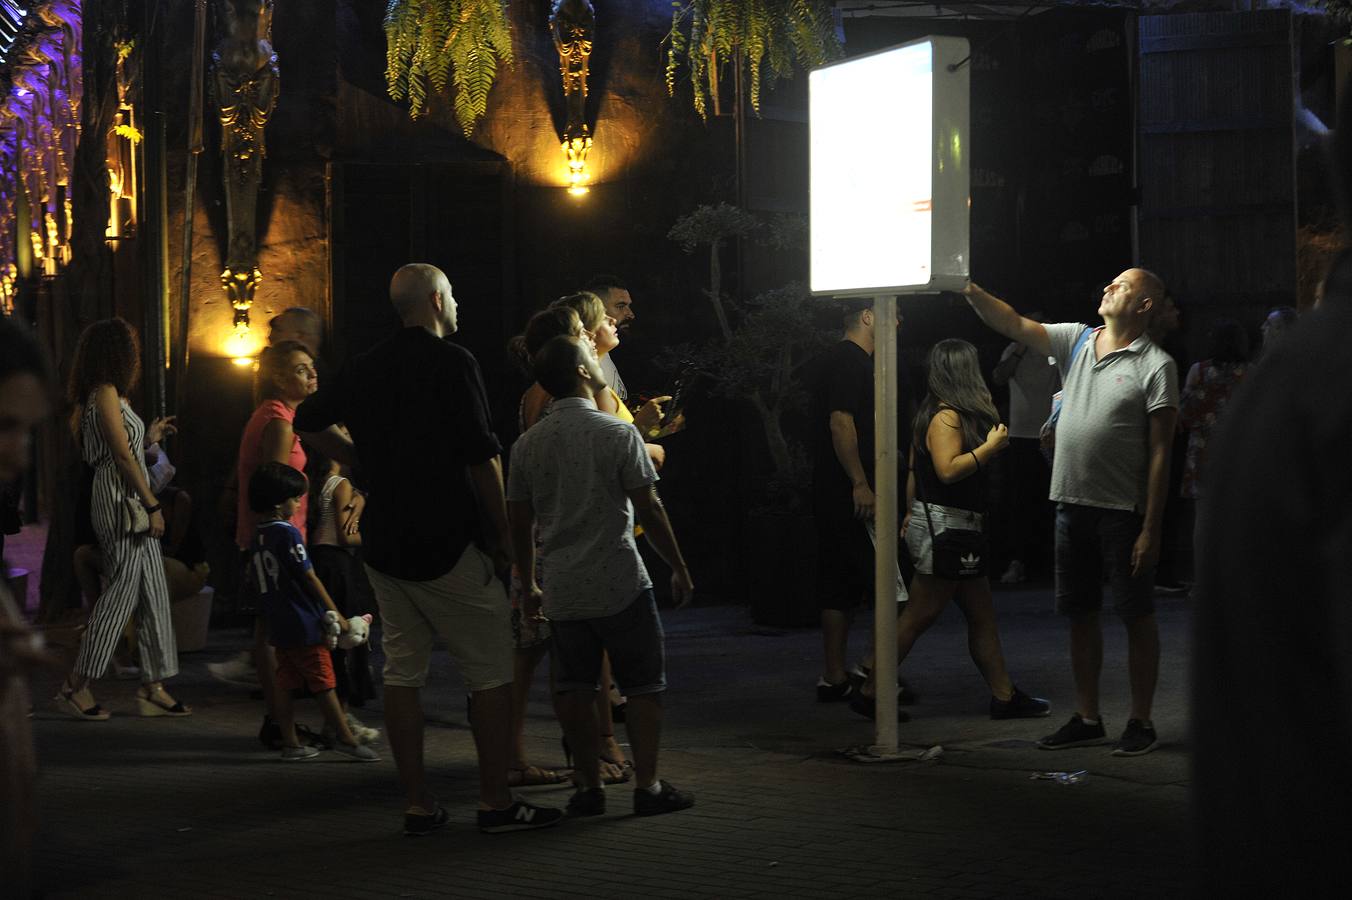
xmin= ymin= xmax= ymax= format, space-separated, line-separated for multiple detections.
xmin=382 ymin=0 xmax=513 ymax=134
xmin=664 ymin=0 xmax=842 ymax=119
xmin=668 ymin=203 xmax=829 ymax=506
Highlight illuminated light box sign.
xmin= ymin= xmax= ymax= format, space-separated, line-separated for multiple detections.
xmin=809 ymin=37 xmax=971 ymax=297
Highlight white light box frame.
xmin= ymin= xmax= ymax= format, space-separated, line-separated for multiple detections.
xmin=809 ymin=36 xmax=971 ymax=297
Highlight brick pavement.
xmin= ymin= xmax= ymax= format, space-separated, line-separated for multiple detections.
xmin=27 ymin=588 xmax=1193 ymax=899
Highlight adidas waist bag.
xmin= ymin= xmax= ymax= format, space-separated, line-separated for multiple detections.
xmin=930 ymin=525 xmax=987 ymax=580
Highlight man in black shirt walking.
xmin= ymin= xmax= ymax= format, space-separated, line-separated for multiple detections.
xmin=297 ymin=263 xmax=561 ymax=835
xmin=810 ymin=301 xmax=907 ymax=710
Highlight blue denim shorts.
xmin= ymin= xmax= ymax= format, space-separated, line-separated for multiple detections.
xmin=551 ymin=590 xmax=666 ymax=696
xmin=1053 ymin=503 xmax=1154 ymax=619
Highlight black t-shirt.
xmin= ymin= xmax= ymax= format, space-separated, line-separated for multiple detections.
xmin=810 ymin=340 xmax=874 ymax=508
xmin=912 ymin=421 xmax=988 ymax=514
xmin=294 ymin=327 xmax=502 ymax=581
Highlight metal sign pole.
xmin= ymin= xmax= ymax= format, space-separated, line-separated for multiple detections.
xmin=872 ymin=293 xmax=899 ymax=755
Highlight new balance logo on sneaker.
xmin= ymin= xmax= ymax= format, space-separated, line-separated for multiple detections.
xmin=477 ymin=799 xmax=564 ymax=834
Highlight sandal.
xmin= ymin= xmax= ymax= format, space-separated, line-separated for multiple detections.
xmin=54 ymin=685 xmax=110 ymax=721
xmin=599 ymin=759 xmax=632 ymax=785
xmin=508 ymin=765 xmax=569 ymax=787
xmin=136 ymin=685 xmax=192 ymax=718
xmin=562 ymin=736 xmax=633 ymax=785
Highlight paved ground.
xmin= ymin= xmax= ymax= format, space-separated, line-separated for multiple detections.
xmin=23 ymin=573 xmax=1195 ymax=899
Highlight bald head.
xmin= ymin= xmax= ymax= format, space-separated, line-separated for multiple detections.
xmin=390 ymin=264 xmax=456 ymax=333
xmin=1132 ymin=268 xmax=1166 ymax=308
xmin=1099 ymin=267 xmax=1167 ymax=332
xmin=269 ymin=307 xmax=322 ymax=356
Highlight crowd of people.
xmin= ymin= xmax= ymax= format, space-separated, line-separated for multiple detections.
xmin=809 ymin=271 xmax=1309 ymax=760
xmin=1 ymin=242 xmax=1347 ymax=889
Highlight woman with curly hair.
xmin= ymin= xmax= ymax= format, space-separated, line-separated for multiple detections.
xmin=56 ymin=318 xmax=189 ymax=720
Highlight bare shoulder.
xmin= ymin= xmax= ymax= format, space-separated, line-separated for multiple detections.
xmin=931 ymin=407 xmax=962 ymax=429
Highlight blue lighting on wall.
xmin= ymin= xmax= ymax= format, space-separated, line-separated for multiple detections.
xmin=0 ymin=1 xmax=29 ymax=64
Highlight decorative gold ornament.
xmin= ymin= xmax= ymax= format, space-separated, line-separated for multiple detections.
xmin=213 ymin=0 xmax=278 ymax=330
xmin=551 ymin=0 xmax=595 ymax=195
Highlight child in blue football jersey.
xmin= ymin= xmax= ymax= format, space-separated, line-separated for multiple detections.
xmin=247 ymin=462 xmax=379 ymax=763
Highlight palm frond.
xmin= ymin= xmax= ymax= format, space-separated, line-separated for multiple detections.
xmin=665 ymin=0 xmax=842 ymax=121
xmin=382 ymin=0 xmax=512 ymax=130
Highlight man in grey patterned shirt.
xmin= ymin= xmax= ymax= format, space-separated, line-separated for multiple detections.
xmin=508 ymin=334 xmax=696 ymax=818
xmin=965 ymin=270 xmax=1178 ymax=757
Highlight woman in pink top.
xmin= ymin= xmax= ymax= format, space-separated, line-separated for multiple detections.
xmin=236 ymin=341 xmax=317 ymax=549
xmin=236 ymin=340 xmax=317 ymax=748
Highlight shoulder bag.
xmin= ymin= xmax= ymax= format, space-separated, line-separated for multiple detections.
xmin=914 ymin=455 xmax=986 ymax=580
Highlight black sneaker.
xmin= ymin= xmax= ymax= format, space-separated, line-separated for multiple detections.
xmin=1037 ymin=713 xmax=1107 ymax=749
xmin=852 ymin=665 xmax=919 ymax=705
xmin=816 ymin=677 xmax=855 ymax=702
xmin=477 ymin=799 xmax=564 ymax=834
xmin=990 ymin=687 xmax=1052 ymax=720
xmin=1112 ymin=719 xmax=1158 ymax=757
xmin=258 ymin=716 xmax=282 ymax=750
xmin=847 ymin=691 xmax=910 ymax=722
xmin=633 ymin=781 xmax=695 ymax=817
xmin=566 ymin=787 xmax=606 ymax=817
xmin=404 ymin=804 xmax=449 ymax=837
xmin=296 ymin=722 xmax=329 ymax=749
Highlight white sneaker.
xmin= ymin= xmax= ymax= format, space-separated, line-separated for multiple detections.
xmin=281 ymin=745 xmax=319 ymax=762
xmin=345 ymin=713 xmax=381 ymax=744
xmin=207 ymin=651 xmax=259 ymax=688
xmin=332 ymin=741 xmax=381 ymax=762
xmin=999 ymin=560 xmax=1026 ymax=585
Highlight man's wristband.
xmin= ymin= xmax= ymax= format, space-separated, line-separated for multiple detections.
xmin=142 ymin=502 xmax=162 ymax=514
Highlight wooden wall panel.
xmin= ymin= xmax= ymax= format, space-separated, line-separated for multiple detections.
xmin=1138 ymin=9 xmax=1296 ymax=346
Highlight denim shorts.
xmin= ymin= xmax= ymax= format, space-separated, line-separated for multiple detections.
xmin=1054 ymin=503 xmax=1154 ymax=619
xmin=551 ymin=590 xmax=666 ymax=696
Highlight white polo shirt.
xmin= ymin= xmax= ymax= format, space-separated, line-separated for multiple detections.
xmin=1046 ymin=322 xmax=1179 ymax=513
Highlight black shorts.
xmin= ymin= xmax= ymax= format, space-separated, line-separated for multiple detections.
xmin=815 ymin=513 xmax=874 ymax=612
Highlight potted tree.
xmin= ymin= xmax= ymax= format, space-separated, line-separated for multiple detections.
xmin=667 ymin=203 xmax=830 ymax=626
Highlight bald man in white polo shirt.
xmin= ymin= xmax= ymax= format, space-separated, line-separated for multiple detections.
xmin=965 ymin=269 xmax=1178 ymax=758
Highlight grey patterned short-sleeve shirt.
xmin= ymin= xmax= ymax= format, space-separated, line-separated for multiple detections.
xmin=1045 ymin=322 xmax=1179 ymax=513
xmin=507 ymin=396 xmax=656 ymax=620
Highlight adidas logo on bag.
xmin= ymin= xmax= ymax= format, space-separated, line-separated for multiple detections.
xmin=960 ymin=553 xmax=981 ymax=573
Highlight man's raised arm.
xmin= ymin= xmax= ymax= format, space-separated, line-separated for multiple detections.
xmin=964 ymin=282 xmax=1051 ymax=358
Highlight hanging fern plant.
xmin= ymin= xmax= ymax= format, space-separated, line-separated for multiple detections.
xmin=665 ymin=0 xmax=842 ymax=120
xmin=383 ymin=0 xmax=514 ymax=136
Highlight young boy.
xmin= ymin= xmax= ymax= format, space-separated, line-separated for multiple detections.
xmin=247 ymin=462 xmax=379 ymax=762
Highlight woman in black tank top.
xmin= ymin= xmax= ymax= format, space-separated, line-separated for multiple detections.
xmin=855 ymin=339 xmax=1050 ymax=721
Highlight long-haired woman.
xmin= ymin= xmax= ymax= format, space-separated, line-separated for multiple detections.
xmin=853 ymin=339 xmax=1049 ymax=720
xmin=56 ymin=318 xmax=189 ymax=720
xmin=237 ymin=339 xmax=318 ymax=747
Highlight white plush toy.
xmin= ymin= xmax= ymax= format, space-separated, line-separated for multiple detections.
xmin=323 ymin=611 xmax=372 ymax=650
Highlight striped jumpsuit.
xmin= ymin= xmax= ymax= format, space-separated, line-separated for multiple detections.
xmin=73 ymin=392 xmax=178 ymax=682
